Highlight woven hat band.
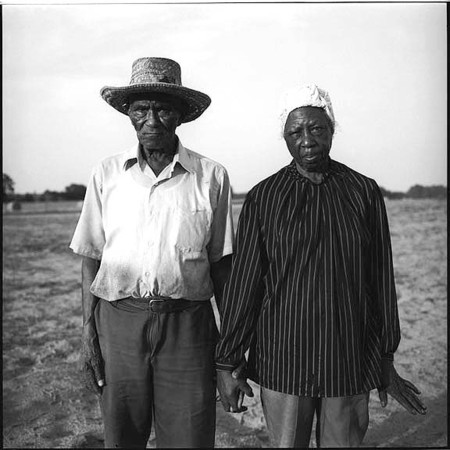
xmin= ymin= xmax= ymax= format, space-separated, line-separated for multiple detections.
xmin=130 ymin=58 xmax=181 ymax=86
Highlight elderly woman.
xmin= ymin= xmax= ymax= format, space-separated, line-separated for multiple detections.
xmin=215 ymin=85 xmax=426 ymax=447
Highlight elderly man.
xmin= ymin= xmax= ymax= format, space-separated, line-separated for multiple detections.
xmin=70 ymin=57 xmax=234 ymax=448
xmin=215 ymin=85 xmax=427 ymax=447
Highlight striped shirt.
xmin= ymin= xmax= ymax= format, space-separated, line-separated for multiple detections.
xmin=215 ymin=159 xmax=401 ymax=397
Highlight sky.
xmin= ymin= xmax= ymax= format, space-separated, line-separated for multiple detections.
xmin=2 ymin=2 xmax=447 ymax=194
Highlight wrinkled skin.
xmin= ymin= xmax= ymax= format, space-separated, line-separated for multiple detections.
xmin=284 ymin=107 xmax=333 ymax=169
xmin=80 ymin=324 xmax=104 ymax=395
xmin=79 ymin=256 xmax=104 ymax=395
xmin=216 ymin=361 xmax=253 ymax=413
xmin=283 ymin=106 xmax=333 ymax=184
xmin=378 ymin=359 xmax=427 ymax=415
xmin=128 ymin=92 xmax=186 ymax=177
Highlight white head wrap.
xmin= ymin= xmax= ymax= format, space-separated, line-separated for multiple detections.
xmin=279 ymin=84 xmax=335 ymax=136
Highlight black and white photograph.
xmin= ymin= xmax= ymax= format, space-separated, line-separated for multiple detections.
xmin=2 ymin=1 xmax=447 ymax=448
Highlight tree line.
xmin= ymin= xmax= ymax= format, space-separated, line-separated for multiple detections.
xmin=3 ymin=173 xmax=87 ymax=203
xmin=379 ymin=185 xmax=447 ymax=200
xmin=2 ymin=173 xmax=447 ymax=204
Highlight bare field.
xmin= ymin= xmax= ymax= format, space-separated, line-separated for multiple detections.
xmin=2 ymin=198 xmax=447 ymax=448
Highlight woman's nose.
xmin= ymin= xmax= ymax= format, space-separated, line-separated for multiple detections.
xmin=301 ymin=130 xmax=315 ymax=147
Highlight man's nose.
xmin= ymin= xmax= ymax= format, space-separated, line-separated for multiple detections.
xmin=144 ymin=108 xmax=161 ymax=126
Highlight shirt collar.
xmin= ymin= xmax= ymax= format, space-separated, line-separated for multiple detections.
xmin=284 ymin=158 xmax=345 ymax=183
xmin=122 ymin=137 xmax=194 ymax=174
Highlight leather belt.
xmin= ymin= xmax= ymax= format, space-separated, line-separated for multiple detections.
xmin=130 ymin=297 xmax=206 ymax=313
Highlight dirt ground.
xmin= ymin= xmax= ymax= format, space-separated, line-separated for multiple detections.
xmin=2 ymin=199 xmax=447 ymax=448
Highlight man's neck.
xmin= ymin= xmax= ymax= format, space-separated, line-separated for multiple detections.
xmin=140 ymin=140 xmax=178 ymax=177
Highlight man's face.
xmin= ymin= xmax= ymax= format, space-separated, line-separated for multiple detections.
xmin=283 ymin=106 xmax=333 ymax=172
xmin=128 ymin=93 xmax=184 ymax=151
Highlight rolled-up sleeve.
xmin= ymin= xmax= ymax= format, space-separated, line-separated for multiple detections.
xmin=69 ymin=165 xmax=105 ymax=260
xmin=368 ymin=182 xmax=401 ymax=358
xmin=215 ymin=193 xmax=267 ymax=370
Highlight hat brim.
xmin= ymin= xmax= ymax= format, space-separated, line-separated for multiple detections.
xmin=100 ymin=83 xmax=211 ymax=123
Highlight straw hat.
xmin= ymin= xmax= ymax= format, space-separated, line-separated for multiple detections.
xmin=100 ymin=57 xmax=211 ymax=123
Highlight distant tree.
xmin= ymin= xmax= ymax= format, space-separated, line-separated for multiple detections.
xmin=388 ymin=191 xmax=406 ymax=200
xmin=407 ymin=184 xmax=447 ymax=199
xmin=378 ymin=186 xmax=406 ymax=200
xmin=64 ymin=183 xmax=87 ymax=201
xmin=407 ymin=185 xmax=427 ymax=198
xmin=23 ymin=193 xmax=36 ymax=202
xmin=42 ymin=190 xmax=63 ymax=202
xmin=3 ymin=173 xmax=15 ymax=203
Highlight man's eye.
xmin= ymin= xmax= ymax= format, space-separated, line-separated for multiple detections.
xmin=132 ymin=109 xmax=147 ymax=116
xmin=311 ymin=127 xmax=323 ymax=135
xmin=158 ymin=108 xmax=174 ymax=116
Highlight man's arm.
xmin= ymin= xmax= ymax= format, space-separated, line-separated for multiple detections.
xmin=82 ymin=256 xmax=101 ymax=326
xmin=210 ymin=254 xmax=232 ymax=310
xmin=80 ymin=256 xmax=105 ymax=394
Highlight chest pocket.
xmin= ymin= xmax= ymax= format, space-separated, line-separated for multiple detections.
xmin=173 ymin=207 xmax=212 ymax=258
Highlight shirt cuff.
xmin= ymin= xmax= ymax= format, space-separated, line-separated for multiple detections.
xmin=69 ymin=244 xmax=103 ymax=260
xmin=215 ymin=362 xmax=237 ymax=372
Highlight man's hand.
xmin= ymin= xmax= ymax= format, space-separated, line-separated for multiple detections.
xmin=80 ymin=325 xmax=105 ymax=395
xmin=217 ymin=367 xmax=254 ymax=413
xmin=378 ymin=361 xmax=427 ymax=415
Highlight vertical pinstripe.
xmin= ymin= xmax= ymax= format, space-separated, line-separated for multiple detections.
xmin=215 ymin=159 xmax=401 ymax=397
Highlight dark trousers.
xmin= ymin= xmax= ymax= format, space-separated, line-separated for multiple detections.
xmin=95 ymin=297 xmax=218 ymax=448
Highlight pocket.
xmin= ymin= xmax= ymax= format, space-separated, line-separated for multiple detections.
xmin=174 ymin=207 xmax=212 ymax=257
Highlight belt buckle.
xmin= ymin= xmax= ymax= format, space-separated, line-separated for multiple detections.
xmin=149 ymin=298 xmax=165 ymax=312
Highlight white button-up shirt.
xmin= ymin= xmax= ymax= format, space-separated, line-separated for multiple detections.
xmin=70 ymin=140 xmax=234 ymax=301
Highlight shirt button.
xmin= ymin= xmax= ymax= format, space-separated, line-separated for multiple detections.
xmin=145 ymin=272 xmax=150 ymax=277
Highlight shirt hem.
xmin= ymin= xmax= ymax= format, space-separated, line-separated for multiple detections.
xmin=250 ymin=376 xmax=379 ymax=398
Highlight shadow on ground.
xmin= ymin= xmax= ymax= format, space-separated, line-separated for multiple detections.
xmin=68 ymin=403 xmax=270 ymax=448
xmin=215 ymin=404 xmax=269 ymax=448
xmin=363 ymin=393 xmax=448 ymax=448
